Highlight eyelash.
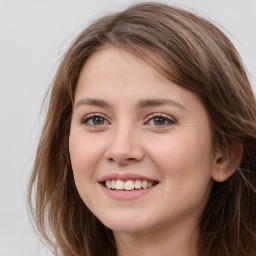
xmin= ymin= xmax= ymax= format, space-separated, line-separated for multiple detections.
xmin=80 ymin=113 xmax=109 ymax=126
xmin=145 ymin=113 xmax=176 ymax=126
xmin=80 ymin=113 xmax=176 ymax=127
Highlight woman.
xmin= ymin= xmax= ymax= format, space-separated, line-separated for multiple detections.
xmin=28 ymin=2 xmax=256 ymax=255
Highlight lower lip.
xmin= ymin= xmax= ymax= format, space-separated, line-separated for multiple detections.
xmin=100 ymin=183 xmax=157 ymax=200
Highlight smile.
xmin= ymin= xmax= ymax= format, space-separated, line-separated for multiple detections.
xmin=104 ymin=179 xmax=158 ymax=191
xmin=99 ymin=174 xmax=159 ymax=199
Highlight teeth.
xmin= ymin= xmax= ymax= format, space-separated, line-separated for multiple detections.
xmin=105 ymin=180 xmax=111 ymax=189
xmin=125 ymin=180 xmax=135 ymax=190
xmin=147 ymin=181 xmax=153 ymax=188
xmin=134 ymin=180 xmax=142 ymax=189
xmin=110 ymin=180 xmax=116 ymax=189
xmin=104 ymin=179 xmax=156 ymax=191
xmin=116 ymin=180 xmax=125 ymax=190
xmin=141 ymin=180 xmax=148 ymax=189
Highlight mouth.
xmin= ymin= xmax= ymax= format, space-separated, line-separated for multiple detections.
xmin=101 ymin=179 xmax=159 ymax=191
xmin=98 ymin=174 xmax=159 ymax=199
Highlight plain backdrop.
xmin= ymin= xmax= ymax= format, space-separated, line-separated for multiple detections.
xmin=0 ymin=0 xmax=255 ymax=255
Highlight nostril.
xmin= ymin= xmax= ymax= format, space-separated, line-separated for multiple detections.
xmin=127 ymin=158 xmax=136 ymax=161
xmin=107 ymin=157 xmax=136 ymax=163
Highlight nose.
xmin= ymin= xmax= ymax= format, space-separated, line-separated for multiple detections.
xmin=104 ymin=123 xmax=144 ymax=165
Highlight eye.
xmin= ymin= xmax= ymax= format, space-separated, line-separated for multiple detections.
xmin=146 ymin=113 xmax=176 ymax=127
xmin=81 ymin=114 xmax=109 ymax=126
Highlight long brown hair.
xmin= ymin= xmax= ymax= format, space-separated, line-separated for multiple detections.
xmin=27 ymin=2 xmax=256 ymax=255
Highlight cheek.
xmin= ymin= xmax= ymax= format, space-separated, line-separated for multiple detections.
xmin=69 ymin=131 xmax=104 ymax=181
xmin=149 ymin=134 xmax=214 ymax=214
xmin=69 ymin=131 xmax=106 ymax=208
xmin=147 ymin=132 xmax=214 ymax=185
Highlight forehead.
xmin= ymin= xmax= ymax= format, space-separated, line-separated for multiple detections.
xmin=75 ymin=47 xmax=206 ymax=116
xmin=82 ymin=44 xmax=175 ymax=79
xmin=75 ymin=47 xmax=179 ymax=99
xmin=80 ymin=47 xmax=164 ymax=79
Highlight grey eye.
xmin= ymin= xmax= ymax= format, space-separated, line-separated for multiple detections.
xmin=146 ymin=114 xmax=176 ymax=127
xmin=153 ymin=117 xmax=166 ymax=125
xmin=82 ymin=115 xmax=107 ymax=126
xmin=92 ymin=117 xmax=105 ymax=125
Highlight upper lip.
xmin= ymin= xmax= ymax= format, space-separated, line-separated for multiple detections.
xmin=98 ymin=173 xmax=159 ymax=183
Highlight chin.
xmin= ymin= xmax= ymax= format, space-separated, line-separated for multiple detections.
xmin=96 ymin=211 xmax=154 ymax=234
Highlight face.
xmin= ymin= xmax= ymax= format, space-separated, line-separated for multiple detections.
xmin=69 ymin=47 xmax=218 ymax=236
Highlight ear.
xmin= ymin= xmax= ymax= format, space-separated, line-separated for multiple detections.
xmin=211 ymin=141 xmax=244 ymax=182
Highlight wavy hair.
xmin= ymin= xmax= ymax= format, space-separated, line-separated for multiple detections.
xmin=28 ymin=2 xmax=256 ymax=255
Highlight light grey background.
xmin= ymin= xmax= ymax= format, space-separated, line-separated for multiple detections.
xmin=1 ymin=0 xmax=255 ymax=255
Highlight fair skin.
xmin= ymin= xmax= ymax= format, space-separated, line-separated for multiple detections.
xmin=69 ymin=47 xmax=231 ymax=256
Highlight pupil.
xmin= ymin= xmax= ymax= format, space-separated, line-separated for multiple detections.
xmin=154 ymin=117 xmax=165 ymax=125
xmin=93 ymin=117 xmax=104 ymax=125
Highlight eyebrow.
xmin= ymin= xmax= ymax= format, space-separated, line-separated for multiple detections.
xmin=75 ymin=98 xmax=112 ymax=108
xmin=136 ymin=99 xmax=187 ymax=112
xmin=75 ymin=98 xmax=187 ymax=112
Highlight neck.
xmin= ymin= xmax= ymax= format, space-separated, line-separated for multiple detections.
xmin=114 ymin=221 xmax=199 ymax=256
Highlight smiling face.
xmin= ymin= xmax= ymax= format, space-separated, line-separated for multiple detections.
xmin=69 ymin=47 xmax=219 ymax=237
